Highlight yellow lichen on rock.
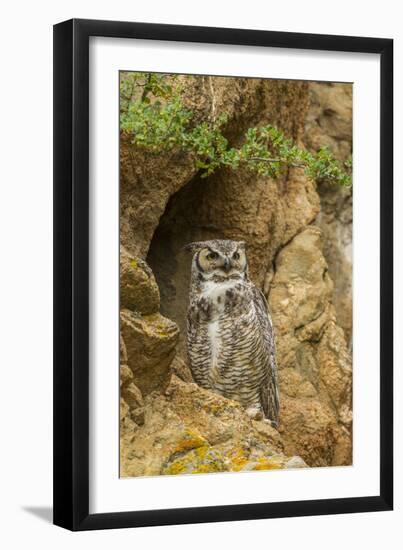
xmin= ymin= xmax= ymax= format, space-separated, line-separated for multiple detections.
xmin=163 ymin=446 xmax=227 ymax=475
xmin=248 ymin=457 xmax=283 ymax=471
xmin=171 ymin=428 xmax=208 ymax=455
xmin=120 ymin=376 xmax=307 ymax=477
xmin=163 ymin=444 xmax=306 ymax=476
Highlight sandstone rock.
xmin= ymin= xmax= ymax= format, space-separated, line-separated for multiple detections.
xmin=122 ymin=382 xmax=143 ymax=410
xmin=278 ymin=395 xmax=339 ymax=467
xmin=120 ymin=376 xmax=306 ymax=477
xmin=281 ymin=168 xmax=321 ymax=245
xmin=170 ymin=355 xmax=194 ymax=383
xmin=120 ymin=397 xmax=129 ymax=420
xmin=271 ymin=227 xmax=333 ymax=335
xmin=120 ymin=334 xmax=128 ymax=364
xmin=120 ymin=397 xmax=137 ymax=436
xmin=163 ymin=447 xmax=306 ymax=475
xmin=120 ymin=308 xmax=179 ymax=395
xmin=305 ymin=83 xmax=352 ymax=161
xmin=317 ymin=320 xmax=352 ymax=420
xmin=163 ymin=447 xmax=227 ymax=475
xmin=284 ymin=456 xmax=307 ymax=469
xmin=131 ymin=407 xmax=145 ymax=426
xmin=304 ymin=82 xmax=353 ymax=344
xmin=269 ymin=226 xmax=352 ymax=466
xmin=120 ymin=370 xmax=145 ymax=427
xmin=120 ymin=246 xmax=160 ymax=314
xmin=120 ymin=364 xmax=133 ymax=387
xmin=315 ymin=189 xmax=352 ymax=346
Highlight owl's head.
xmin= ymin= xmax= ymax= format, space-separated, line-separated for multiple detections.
xmin=184 ymin=239 xmax=248 ymax=281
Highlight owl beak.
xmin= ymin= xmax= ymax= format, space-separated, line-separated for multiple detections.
xmin=223 ymin=258 xmax=231 ymax=272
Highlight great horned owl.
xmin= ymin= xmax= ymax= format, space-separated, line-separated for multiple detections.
xmin=185 ymin=239 xmax=279 ymax=427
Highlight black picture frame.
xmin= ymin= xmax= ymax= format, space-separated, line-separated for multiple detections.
xmin=53 ymin=18 xmax=393 ymax=531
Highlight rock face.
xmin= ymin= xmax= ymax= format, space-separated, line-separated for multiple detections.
xmin=120 ymin=309 xmax=179 ymax=396
xmin=270 ymin=227 xmax=352 ymax=466
xmin=120 ymin=375 xmax=306 ymax=477
xmin=119 ymin=74 xmax=353 ymax=476
xmin=304 ymin=83 xmax=353 ymax=345
xmin=120 ymin=246 xmax=160 ymax=315
xmin=119 ymin=246 xmax=179 ymax=397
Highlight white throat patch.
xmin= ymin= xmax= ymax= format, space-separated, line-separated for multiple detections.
xmin=201 ymin=279 xmax=237 ymax=302
xmin=202 ymin=280 xmax=237 ymax=369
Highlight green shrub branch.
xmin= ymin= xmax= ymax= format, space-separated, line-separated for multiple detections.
xmin=120 ymin=73 xmax=352 ymax=186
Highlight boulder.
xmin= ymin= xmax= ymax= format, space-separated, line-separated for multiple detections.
xmin=120 ymin=308 xmax=179 ymax=396
xmin=120 ymin=246 xmax=160 ymax=314
xmin=120 ymin=376 xmax=306 ymax=477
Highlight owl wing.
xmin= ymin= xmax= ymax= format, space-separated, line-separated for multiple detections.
xmin=252 ymin=286 xmax=280 ymax=427
xmin=186 ymin=295 xmax=211 ymax=389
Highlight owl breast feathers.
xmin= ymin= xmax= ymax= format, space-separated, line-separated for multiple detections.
xmin=185 ymin=239 xmax=279 ymax=427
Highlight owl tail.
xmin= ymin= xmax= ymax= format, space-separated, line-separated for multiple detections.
xmin=260 ymin=378 xmax=280 ymax=428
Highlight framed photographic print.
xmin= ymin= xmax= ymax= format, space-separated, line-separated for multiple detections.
xmin=53 ymin=19 xmax=393 ymax=530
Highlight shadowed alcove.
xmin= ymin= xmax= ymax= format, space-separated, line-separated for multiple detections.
xmin=146 ymin=166 xmax=282 ymax=357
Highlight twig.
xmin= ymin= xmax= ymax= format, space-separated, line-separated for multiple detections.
xmin=247 ymin=157 xmax=305 ymax=168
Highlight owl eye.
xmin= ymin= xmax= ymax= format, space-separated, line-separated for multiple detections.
xmin=233 ymin=251 xmax=240 ymax=260
xmin=207 ymin=251 xmax=218 ymax=260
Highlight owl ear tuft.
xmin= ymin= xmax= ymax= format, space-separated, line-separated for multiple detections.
xmin=183 ymin=241 xmax=204 ymax=254
xmin=237 ymin=241 xmax=246 ymax=250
